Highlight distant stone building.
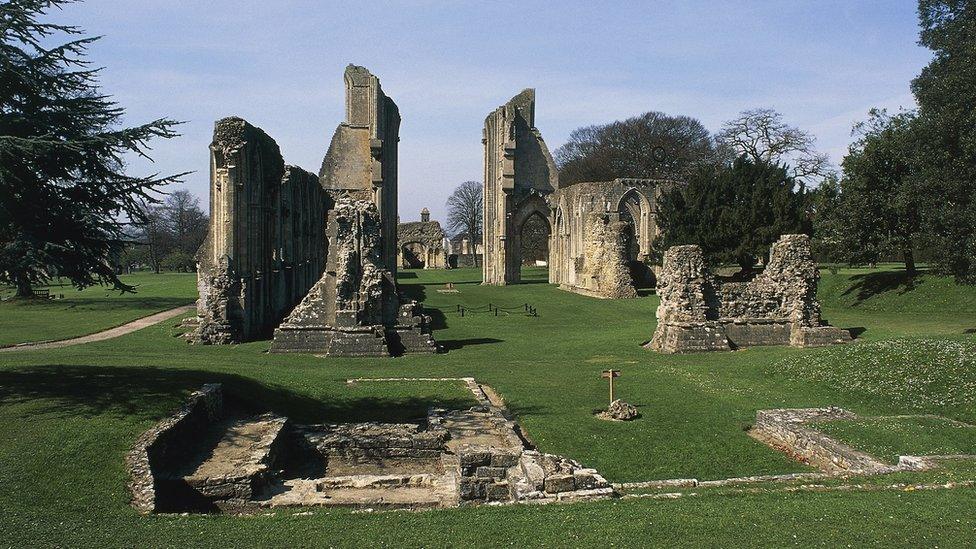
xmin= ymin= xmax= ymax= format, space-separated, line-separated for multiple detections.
xmin=193 ymin=65 xmax=436 ymax=357
xmin=448 ymin=235 xmax=483 ymax=268
xmin=398 ymin=208 xmax=448 ymax=269
xmin=648 ymin=234 xmax=853 ymax=353
xmin=481 ymin=89 xmax=674 ymax=297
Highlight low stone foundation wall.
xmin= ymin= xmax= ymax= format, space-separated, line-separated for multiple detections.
xmin=750 ymin=407 xmax=891 ymax=474
xmin=301 ymin=422 xmax=449 ymax=462
xmin=125 ymin=384 xmax=223 ymax=514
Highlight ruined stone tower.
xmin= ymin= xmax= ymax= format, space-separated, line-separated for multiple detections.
xmin=270 ymin=65 xmax=436 ymax=356
xmin=482 ymin=89 xmax=558 ymax=285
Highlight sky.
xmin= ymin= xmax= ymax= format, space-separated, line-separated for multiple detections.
xmin=51 ymin=0 xmax=931 ymax=224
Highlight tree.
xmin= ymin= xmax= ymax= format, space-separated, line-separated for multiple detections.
xmin=554 ymin=111 xmax=715 ymax=185
xmin=655 ymin=156 xmax=811 ymax=270
xmin=836 ymin=110 xmax=925 ymax=275
xmin=808 ymin=174 xmax=845 ymax=264
xmin=446 ymin=181 xmax=483 ymax=251
xmin=164 ymin=189 xmax=209 ymax=256
xmin=716 ymin=108 xmax=833 ymax=187
xmin=163 ymin=190 xmax=208 ymax=256
xmin=910 ymin=0 xmax=976 ymax=282
xmin=0 ymin=0 xmax=183 ymax=297
xmin=137 ymin=204 xmax=170 ymax=274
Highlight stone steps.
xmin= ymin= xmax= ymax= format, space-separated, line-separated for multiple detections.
xmin=175 ymin=414 xmax=289 ymax=509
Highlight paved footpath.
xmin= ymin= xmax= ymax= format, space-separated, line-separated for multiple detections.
xmin=0 ymin=304 xmax=195 ymax=353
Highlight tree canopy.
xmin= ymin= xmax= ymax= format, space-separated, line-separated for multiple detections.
xmin=910 ymin=0 xmax=976 ymax=282
xmin=655 ymin=156 xmax=811 ymax=270
xmin=0 ymin=0 xmax=183 ymax=296
xmin=446 ymin=180 xmax=483 ymax=246
xmin=554 ymin=111 xmax=715 ymax=186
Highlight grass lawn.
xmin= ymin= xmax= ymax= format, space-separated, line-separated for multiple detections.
xmin=0 ymin=272 xmax=197 ymax=347
xmin=1 ymin=265 xmax=975 ymax=546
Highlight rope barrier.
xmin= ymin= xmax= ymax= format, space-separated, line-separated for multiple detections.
xmin=454 ymin=302 xmax=539 ymax=317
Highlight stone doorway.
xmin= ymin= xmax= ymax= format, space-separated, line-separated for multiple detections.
xmin=518 ymin=211 xmax=550 ymax=279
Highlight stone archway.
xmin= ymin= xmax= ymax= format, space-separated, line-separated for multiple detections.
xmin=519 ymin=212 xmax=551 ymax=268
xmin=506 ymin=194 xmax=552 ymax=283
xmin=401 ymin=241 xmax=426 ymax=269
xmin=617 ymin=189 xmax=654 ymax=288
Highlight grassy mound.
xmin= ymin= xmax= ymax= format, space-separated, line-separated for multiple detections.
xmin=775 ymin=337 xmax=976 ymax=419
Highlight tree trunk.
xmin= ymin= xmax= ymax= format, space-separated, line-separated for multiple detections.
xmin=15 ymin=277 xmax=32 ymax=298
xmin=903 ymin=246 xmax=917 ymax=277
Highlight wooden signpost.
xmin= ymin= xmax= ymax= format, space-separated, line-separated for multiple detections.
xmin=601 ymin=369 xmax=620 ymax=403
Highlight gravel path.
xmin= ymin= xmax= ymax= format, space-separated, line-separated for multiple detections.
xmin=0 ymin=304 xmax=195 ymax=352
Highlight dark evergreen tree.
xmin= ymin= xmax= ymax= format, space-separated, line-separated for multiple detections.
xmin=836 ymin=110 xmax=924 ymax=275
xmin=655 ymin=156 xmax=811 ymax=270
xmin=911 ymin=0 xmax=976 ymax=282
xmin=0 ymin=0 xmax=183 ymax=297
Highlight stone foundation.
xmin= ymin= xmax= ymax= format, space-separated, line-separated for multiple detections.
xmin=127 ymin=379 xmax=612 ymax=514
xmin=649 ymin=235 xmax=852 ymax=353
xmin=750 ymin=407 xmax=891 ymax=474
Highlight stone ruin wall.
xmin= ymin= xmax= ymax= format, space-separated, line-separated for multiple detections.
xmin=482 ymin=89 xmax=558 ymax=285
xmin=549 ymin=178 xmax=670 ymax=298
xmin=194 ymin=65 xmax=435 ymax=356
xmin=648 ymin=234 xmax=852 ymax=353
xmin=193 ymin=118 xmax=328 ymax=344
xmin=270 ymin=65 xmax=436 ymax=357
xmin=398 ymin=213 xmax=447 ymax=269
xmin=561 ymin=212 xmax=637 ymax=299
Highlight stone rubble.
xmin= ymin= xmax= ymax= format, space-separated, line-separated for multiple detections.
xmin=649 ymin=234 xmax=853 ymax=353
xmin=597 ymin=399 xmax=640 ymax=421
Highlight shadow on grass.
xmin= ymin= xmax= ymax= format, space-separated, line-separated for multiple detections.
xmin=439 ymin=337 xmax=504 ymax=351
xmin=1 ymin=296 xmax=192 ymax=312
xmin=841 ymin=269 xmax=926 ymax=304
xmin=965 ymin=328 xmax=976 ymax=334
xmin=0 ymin=365 xmax=475 ymax=424
xmin=848 ymin=327 xmax=868 ymax=338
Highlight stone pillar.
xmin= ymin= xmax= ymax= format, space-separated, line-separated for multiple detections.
xmin=482 ymin=89 xmax=558 ymax=285
xmin=647 ymin=245 xmax=729 ymax=353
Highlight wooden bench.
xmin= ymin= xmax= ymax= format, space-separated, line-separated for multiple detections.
xmin=32 ymin=288 xmax=50 ymax=299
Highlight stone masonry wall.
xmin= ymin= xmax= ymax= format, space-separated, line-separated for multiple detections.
xmin=125 ymin=384 xmax=224 ymax=514
xmin=193 ymin=118 xmax=327 ymax=344
xmin=648 ymin=234 xmax=851 ymax=353
xmin=562 ymin=212 xmax=637 ymax=299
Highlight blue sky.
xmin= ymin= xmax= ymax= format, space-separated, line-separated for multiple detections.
xmin=53 ymin=1 xmax=930 ymax=224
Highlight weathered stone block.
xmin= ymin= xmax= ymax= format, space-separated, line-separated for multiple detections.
xmin=543 ymin=473 xmax=575 ymax=494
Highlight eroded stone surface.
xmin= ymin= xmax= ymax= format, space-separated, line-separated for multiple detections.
xmin=649 ymin=234 xmax=853 ymax=353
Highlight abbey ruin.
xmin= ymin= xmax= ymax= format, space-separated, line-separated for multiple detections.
xmin=192 ymin=65 xmax=436 ymax=357
xmin=398 ymin=208 xmax=448 ymax=269
xmin=481 ymin=90 xmax=673 ymax=298
xmin=648 ymin=234 xmax=853 ymax=353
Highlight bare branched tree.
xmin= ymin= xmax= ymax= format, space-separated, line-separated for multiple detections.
xmin=446 ymin=180 xmax=483 ymax=250
xmin=716 ymin=108 xmax=833 ymax=186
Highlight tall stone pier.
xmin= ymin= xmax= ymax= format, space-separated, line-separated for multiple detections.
xmin=193 ymin=118 xmax=326 ymax=344
xmin=270 ymin=65 xmax=436 ymax=356
xmin=482 ymin=89 xmax=558 ymax=285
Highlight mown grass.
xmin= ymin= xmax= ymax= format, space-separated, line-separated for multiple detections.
xmin=815 ymin=416 xmax=976 ymax=463
xmin=0 ymin=265 xmax=975 ymax=546
xmin=0 ymin=272 xmax=196 ymax=347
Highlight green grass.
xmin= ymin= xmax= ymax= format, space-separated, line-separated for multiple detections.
xmin=0 ymin=272 xmax=196 ymax=347
xmin=814 ymin=416 xmax=976 ymax=463
xmin=1 ymin=265 xmax=975 ymax=546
